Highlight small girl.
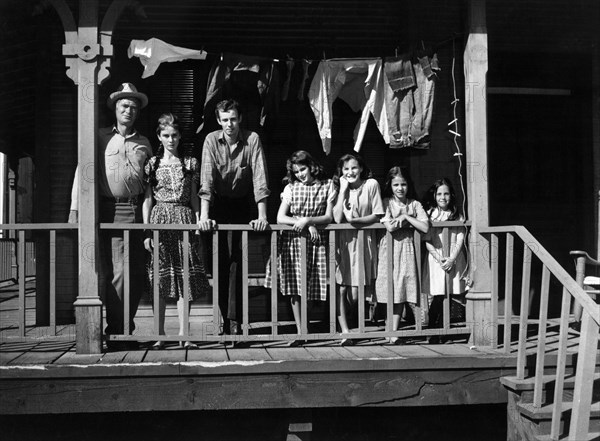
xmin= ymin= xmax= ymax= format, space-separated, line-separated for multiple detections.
xmin=422 ymin=178 xmax=467 ymax=342
xmin=143 ymin=113 xmax=211 ymax=350
xmin=375 ymin=167 xmax=429 ymax=344
xmin=333 ymin=154 xmax=384 ymax=344
xmin=265 ymin=150 xmax=337 ymax=346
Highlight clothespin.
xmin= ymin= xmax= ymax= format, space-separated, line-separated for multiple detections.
xmin=447 ymin=118 xmax=458 ymax=126
xmin=421 ymin=40 xmax=425 ymax=50
xmin=322 ymin=50 xmax=326 ymax=61
xmin=395 ymin=47 xmax=399 ymax=57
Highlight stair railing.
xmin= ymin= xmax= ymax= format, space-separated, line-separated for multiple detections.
xmin=481 ymin=225 xmax=599 ymax=441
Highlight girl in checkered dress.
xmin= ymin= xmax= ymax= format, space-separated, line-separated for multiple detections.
xmin=266 ymin=151 xmax=337 ymax=340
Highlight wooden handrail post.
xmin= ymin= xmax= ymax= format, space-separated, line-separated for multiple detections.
xmin=463 ymin=0 xmax=494 ymax=347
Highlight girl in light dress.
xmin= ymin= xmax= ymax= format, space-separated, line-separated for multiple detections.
xmin=143 ymin=113 xmax=210 ymax=350
xmin=265 ymin=150 xmax=337 ymax=346
xmin=422 ymin=178 xmax=467 ymax=343
xmin=333 ymin=154 xmax=384 ymax=345
xmin=375 ymin=167 xmax=429 ymax=344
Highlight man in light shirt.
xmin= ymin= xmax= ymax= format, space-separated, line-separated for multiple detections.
xmin=69 ymin=83 xmax=151 ymax=350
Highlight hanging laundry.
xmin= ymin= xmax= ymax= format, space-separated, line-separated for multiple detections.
xmin=383 ymin=53 xmax=440 ymax=149
xmin=281 ymin=58 xmax=295 ymax=101
xmin=308 ymin=58 xmax=389 ymax=154
xmin=297 ymin=59 xmax=312 ymax=101
xmin=128 ymin=38 xmax=207 ymax=78
xmin=197 ymin=53 xmax=280 ymax=133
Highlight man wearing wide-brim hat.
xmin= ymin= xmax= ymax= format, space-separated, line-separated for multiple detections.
xmin=68 ymin=82 xmax=151 ymax=351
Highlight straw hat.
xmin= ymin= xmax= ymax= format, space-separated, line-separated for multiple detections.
xmin=107 ymin=82 xmax=148 ymax=109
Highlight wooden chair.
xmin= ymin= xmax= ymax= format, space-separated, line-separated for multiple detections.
xmin=570 ymin=191 xmax=600 ymax=323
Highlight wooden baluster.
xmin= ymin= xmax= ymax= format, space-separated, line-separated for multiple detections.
xmin=490 ymin=233 xmax=498 ymax=348
xmin=49 ymin=230 xmax=56 ymax=336
xmin=212 ymin=231 xmax=220 ymax=336
xmin=18 ymin=230 xmax=25 ymax=337
xmin=183 ymin=230 xmax=190 ymax=343
xmin=504 ymin=233 xmax=514 ymax=353
xmin=329 ymin=230 xmax=337 ymax=338
xmin=569 ymin=308 xmax=600 ymax=439
xmin=357 ymin=229 xmax=365 ymax=334
xmin=516 ymin=245 xmax=532 ymax=379
xmin=123 ymin=229 xmax=130 ymax=336
xmin=442 ymin=227 xmax=451 ymax=331
xmin=271 ymin=230 xmax=278 ymax=337
xmin=550 ymin=287 xmax=571 ymax=440
xmin=386 ymin=231 xmax=393 ymax=334
xmin=153 ymin=230 xmax=160 ymax=336
xmin=242 ymin=230 xmax=249 ymax=338
xmin=414 ymin=230 xmax=423 ymax=332
xmin=300 ymin=235 xmax=308 ymax=337
xmin=533 ymin=265 xmax=550 ymax=407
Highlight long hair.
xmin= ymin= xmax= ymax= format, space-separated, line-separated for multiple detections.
xmin=382 ymin=166 xmax=415 ymax=199
xmin=148 ymin=113 xmax=192 ymax=187
xmin=283 ymin=150 xmax=326 ymax=184
xmin=334 ymin=153 xmax=372 ymax=186
xmin=423 ymin=177 xmax=461 ymax=220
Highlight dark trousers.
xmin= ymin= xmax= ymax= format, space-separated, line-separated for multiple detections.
xmin=212 ymin=197 xmax=253 ymax=326
xmin=99 ymin=200 xmax=145 ymax=335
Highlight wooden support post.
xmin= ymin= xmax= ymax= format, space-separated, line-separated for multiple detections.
xmin=463 ymin=0 xmax=493 ymax=346
xmin=286 ymin=409 xmax=313 ymax=441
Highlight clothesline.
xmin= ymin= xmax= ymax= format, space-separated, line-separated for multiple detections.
xmin=99 ymin=31 xmax=463 ymax=64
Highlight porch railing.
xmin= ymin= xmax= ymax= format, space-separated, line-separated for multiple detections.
xmin=481 ymin=225 xmax=599 ymax=441
xmin=0 ymin=223 xmax=77 ymax=339
xmin=103 ymin=221 xmax=472 ymax=345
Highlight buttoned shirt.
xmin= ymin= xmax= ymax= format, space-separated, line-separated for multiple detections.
xmin=70 ymin=126 xmax=152 ymax=210
xmin=199 ymin=129 xmax=270 ymax=204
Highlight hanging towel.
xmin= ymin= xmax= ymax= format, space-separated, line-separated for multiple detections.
xmin=128 ymin=38 xmax=207 ymax=78
xmin=308 ymin=58 xmax=389 ymax=154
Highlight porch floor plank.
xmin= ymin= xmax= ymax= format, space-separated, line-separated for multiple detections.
xmin=144 ymin=348 xmax=188 ymax=363
xmin=228 ymin=347 xmax=273 ymax=361
xmin=265 ymin=346 xmax=315 ymax=361
xmin=186 ymin=348 xmax=229 ymax=362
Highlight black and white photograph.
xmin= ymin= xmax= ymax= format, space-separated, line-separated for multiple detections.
xmin=0 ymin=1 xmax=598 ymax=440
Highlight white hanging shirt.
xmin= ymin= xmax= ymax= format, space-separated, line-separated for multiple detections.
xmin=128 ymin=38 xmax=207 ymax=78
xmin=308 ymin=58 xmax=390 ymax=154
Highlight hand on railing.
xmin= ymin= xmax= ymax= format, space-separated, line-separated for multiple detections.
xmin=68 ymin=209 xmax=78 ymax=224
xmin=249 ymin=217 xmax=269 ymax=232
xmin=197 ymin=218 xmax=217 ymax=232
xmin=292 ymin=216 xmax=310 ymax=233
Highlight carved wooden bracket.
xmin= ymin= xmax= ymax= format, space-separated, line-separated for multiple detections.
xmin=45 ymin=0 xmax=144 ymax=85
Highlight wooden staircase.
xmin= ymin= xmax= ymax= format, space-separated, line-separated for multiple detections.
xmin=480 ymin=226 xmax=600 ymax=441
xmin=502 ymin=373 xmax=600 ymax=441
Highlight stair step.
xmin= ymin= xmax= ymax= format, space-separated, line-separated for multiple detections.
xmin=536 ymin=431 xmax=600 ymax=441
xmin=518 ymin=401 xmax=600 ymax=420
xmin=502 ymin=372 xmax=600 ymax=391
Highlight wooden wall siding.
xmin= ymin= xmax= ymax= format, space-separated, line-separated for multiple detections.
xmin=487 ymin=0 xmax=598 ymax=54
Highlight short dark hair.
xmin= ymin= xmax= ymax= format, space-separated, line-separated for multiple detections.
xmin=284 ymin=150 xmax=326 ymax=184
xmin=215 ymin=99 xmax=242 ymax=119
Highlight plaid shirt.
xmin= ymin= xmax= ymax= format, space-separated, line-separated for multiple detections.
xmin=199 ymin=129 xmax=270 ymax=204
